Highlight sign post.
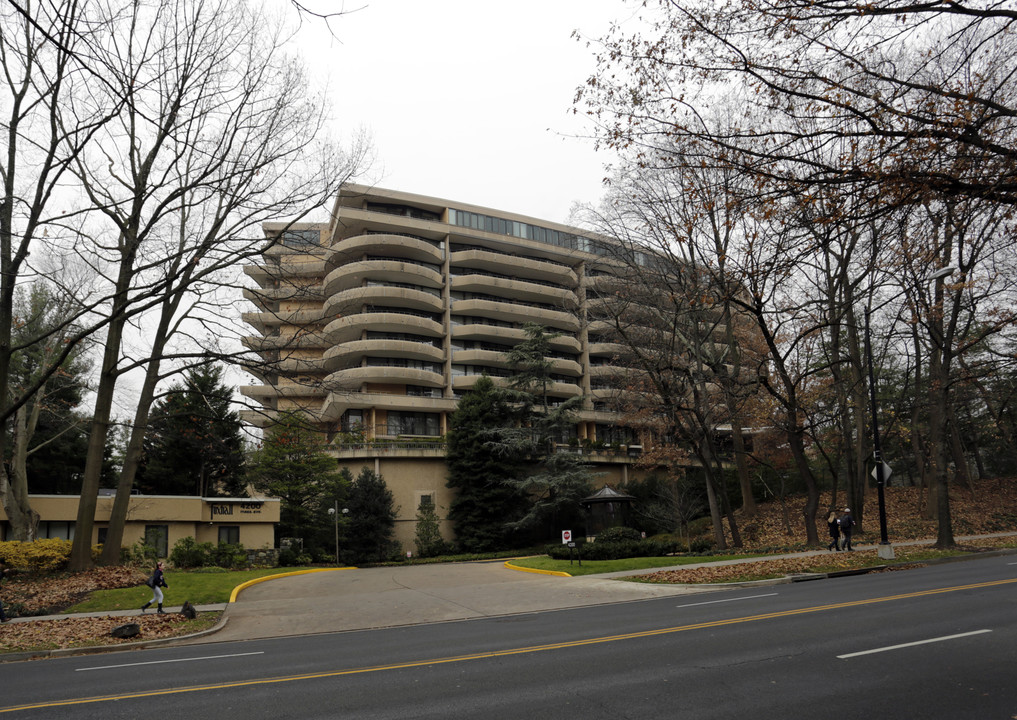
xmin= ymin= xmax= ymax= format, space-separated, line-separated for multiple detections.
xmin=562 ymin=530 xmax=580 ymax=566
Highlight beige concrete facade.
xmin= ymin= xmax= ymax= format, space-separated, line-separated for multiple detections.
xmin=0 ymin=495 xmax=280 ymax=555
xmin=242 ymin=185 xmax=660 ymax=549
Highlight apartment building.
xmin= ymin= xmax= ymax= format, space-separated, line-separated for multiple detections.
xmin=242 ymin=185 xmax=654 ymax=548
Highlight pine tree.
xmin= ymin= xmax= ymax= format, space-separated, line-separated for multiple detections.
xmin=341 ymin=467 xmax=397 ymax=563
xmin=139 ymin=364 xmax=247 ymax=497
xmin=446 ymin=376 xmax=530 ymax=552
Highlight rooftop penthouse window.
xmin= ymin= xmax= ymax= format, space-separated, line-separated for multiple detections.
xmin=366 ymin=202 xmax=441 ymax=223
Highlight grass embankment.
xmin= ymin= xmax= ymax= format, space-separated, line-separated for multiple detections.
xmin=65 ymin=566 xmax=324 ymax=613
xmin=507 ymin=544 xmax=1013 ymax=581
xmin=508 ymin=553 xmax=763 ymax=577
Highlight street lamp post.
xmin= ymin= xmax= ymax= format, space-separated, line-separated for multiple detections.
xmin=328 ymin=502 xmax=348 ymax=566
xmin=864 ymin=307 xmax=895 ymax=560
xmin=864 ymin=266 xmax=957 ymax=562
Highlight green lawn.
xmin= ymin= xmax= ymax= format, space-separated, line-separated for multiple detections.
xmin=66 ymin=567 xmax=332 ymax=613
xmin=507 ymin=554 xmax=761 ymax=577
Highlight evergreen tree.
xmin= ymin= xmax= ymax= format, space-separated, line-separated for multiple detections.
xmin=139 ymin=364 xmax=247 ymax=497
xmin=413 ymin=499 xmax=447 ymax=558
xmin=341 ymin=467 xmax=396 ymax=563
xmin=499 ymin=325 xmax=594 ymax=538
xmin=248 ymin=411 xmax=345 ymax=552
xmin=446 ymin=375 xmax=530 ymax=552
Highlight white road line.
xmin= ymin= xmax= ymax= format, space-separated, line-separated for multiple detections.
xmin=837 ymin=630 xmax=992 ymax=659
xmin=676 ymin=593 xmax=778 ymax=608
xmin=76 ymin=651 xmax=264 ymax=671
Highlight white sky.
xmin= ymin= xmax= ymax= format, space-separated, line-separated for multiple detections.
xmin=295 ymin=0 xmax=632 ymax=225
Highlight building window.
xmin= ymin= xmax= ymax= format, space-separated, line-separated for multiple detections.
xmin=38 ymin=521 xmax=74 ymax=540
xmin=97 ymin=527 xmax=108 ymax=546
xmin=145 ymin=525 xmax=169 ymax=558
xmin=387 ymin=411 xmax=440 ymax=437
xmin=418 ymin=493 xmax=434 ymax=510
xmin=218 ymin=526 xmax=240 ymax=545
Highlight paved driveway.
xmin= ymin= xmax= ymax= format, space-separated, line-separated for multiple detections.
xmin=196 ymin=561 xmax=717 ymax=643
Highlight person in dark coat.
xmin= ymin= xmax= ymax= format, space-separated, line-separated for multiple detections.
xmin=826 ymin=511 xmax=841 ymax=551
xmin=141 ymin=561 xmax=169 ymax=614
xmin=840 ymin=508 xmax=856 ymax=550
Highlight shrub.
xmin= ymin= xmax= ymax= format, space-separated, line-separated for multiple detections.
xmin=543 ymin=536 xmax=681 ymax=560
xmin=169 ymin=537 xmax=248 ymax=569
xmin=278 ymin=546 xmax=312 ymax=566
xmin=211 ymin=542 xmax=248 ymax=570
xmin=0 ymin=538 xmax=73 ymax=573
xmin=596 ymin=526 xmax=642 ymax=543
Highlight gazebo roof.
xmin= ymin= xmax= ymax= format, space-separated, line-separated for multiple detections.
xmin=581 ymin=485 xmax=635 ymax=505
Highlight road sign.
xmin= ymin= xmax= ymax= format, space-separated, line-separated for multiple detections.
xmin=871 ymin=461 xmax=892 ymax=483
xmin=562 ymin=530 xmax=572 ymax=544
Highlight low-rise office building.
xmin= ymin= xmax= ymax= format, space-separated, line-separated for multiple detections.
xmin=0 ymin=494 xmax=280 ymax=556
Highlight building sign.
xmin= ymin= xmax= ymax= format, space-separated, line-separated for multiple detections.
xmin=210 ymin=502 xmax=264 ymax=518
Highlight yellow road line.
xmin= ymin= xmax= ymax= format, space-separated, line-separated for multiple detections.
xmin=4 ymin=577 xmax=1014 ymax=714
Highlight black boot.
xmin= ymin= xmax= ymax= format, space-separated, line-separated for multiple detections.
xmin=157 ymin=604 xmax=165 ymax=614
xmin=141 ymin=602 xmax=152 ymax=613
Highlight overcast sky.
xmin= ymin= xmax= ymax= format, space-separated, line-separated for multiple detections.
xmin=296 ymin=0 xmax=633 ymax=225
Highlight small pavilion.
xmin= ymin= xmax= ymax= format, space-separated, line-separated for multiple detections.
xmin=580 ymin=485 xmax=635 ymax=539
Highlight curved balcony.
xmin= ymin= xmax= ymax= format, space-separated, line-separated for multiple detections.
xmin=325 ymin=366 xmax=444 ymax=391
xmin=452 ymin=350 xmax=580 ymax=378
xmin=321 ymin=391 xmax=456 ymax=421
xmin=242 ymin=333 xmax=330 ymax=351
xmin=451 ymin=274 xmax=577 ymax=308
xmin=587 ymin=341 xmax=628 ymax=358
xmin=331 ymin=208 xmax=448 ymax=246
xmin=451 ymin=375 xmax=581 ymax=398
xmin=325 ymin=312 xmax=444 ymax=344
xmin=273 ymin=356 xmax=327 ymax=374
xmin=323 ymin=286 xmax=444 ymax=317
xmin=450 ymin=324 xmax=581 ymax=353
xmin=323 ymin=259 xmax=442 ymax=295
xmin=451 ymin=299 xmax=579 ymax=333
xmin=246 ymin=258 xmax=327 ymax=282
xmin=450 ymin=248 xmax=577 ymax=286
xmin=329 ymin=233 xmax=444 ymax=265
xmin=324 ymin=339 xmax=444 ymax=371
xmin=243 ymin=285 xmax=324 ymax=309
xmin=242 ymin=308 xmax=326 ymax=333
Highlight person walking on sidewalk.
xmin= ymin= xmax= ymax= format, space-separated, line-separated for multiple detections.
xmin=826 ymin=511 xmax=841 ymax=551
xmin=0 ymin=560 xmax=11 ymax=622
xmin=142 ymin=561 xmax=169 ymax=614
xmin=840 ymin=508 xmax=856 ymax=551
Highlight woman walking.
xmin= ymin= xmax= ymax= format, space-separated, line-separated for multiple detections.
xmin=826 ymin=510 xmax=841 ymax=551
xmin=142 ymin=561 xmax=169 ymax=614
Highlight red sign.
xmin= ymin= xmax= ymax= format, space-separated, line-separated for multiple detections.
xmin=562 ymin=530 xmax=572 ymax=544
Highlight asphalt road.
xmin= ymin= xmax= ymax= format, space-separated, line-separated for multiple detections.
xmin=2 ymin=554 xmax=1015 ymax=719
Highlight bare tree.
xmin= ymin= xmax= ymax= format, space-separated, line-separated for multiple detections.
xmin=53 ymin=0 xmax=370 ymax=570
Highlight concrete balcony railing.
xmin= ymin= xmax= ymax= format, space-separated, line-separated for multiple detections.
xmin=325 ymin=365 xmax=444 ymax=391
xmin=325 ymin=312 xmax=444 ymax=344
xmin=450 ymin=248 xmax=578 ymax=286
xmin=329 ymin=233 xmax=444 ymax=265
xmin=323 ymin=339 xmax=444 ymax=371
xmin=450 ymin=273 xmax=578 ymax=308
xmin=451 ymin=298 xmax=579 ymax=333
xmin=323 ymin=286 xmax=444 ymax=317
xmin=323 ymin=259 xmax=442 ymax=296
xmin=450 ymin=323 xmax=581 ymax=353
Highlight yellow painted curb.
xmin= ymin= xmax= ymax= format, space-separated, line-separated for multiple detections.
xmin=228 ymin=567 xmax=356 ymax=603
xmin=503 ymin=560 xmax=572 ymax=577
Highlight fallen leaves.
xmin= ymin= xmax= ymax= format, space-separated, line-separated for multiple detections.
xmin=0 ymin=613 xmax=215 ymax=653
